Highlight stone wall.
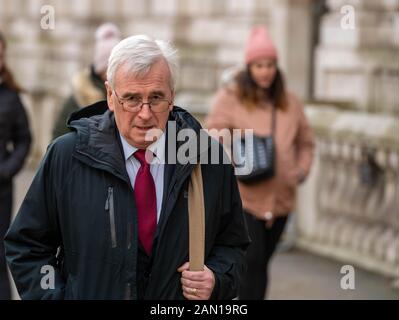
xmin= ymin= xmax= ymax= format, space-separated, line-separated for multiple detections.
xmin=314 ymin=0 xmax=399 ymax=114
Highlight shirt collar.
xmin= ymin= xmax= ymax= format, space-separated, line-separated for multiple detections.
xmin=119 ymin=130 xmax=166 ymax=164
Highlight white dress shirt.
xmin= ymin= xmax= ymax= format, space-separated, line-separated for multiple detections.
xmin=119 ymin=132 xmax=165 ymax=222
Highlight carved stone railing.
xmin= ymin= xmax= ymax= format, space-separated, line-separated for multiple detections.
xmin=296 ymin=104 xmax=399 ymax=277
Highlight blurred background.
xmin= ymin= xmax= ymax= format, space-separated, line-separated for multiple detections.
xmin=1 ymin=0 xmax=399 ymax=299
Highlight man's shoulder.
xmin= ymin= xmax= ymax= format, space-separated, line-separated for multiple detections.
xmin=35 ymin=132 xmax=78 ymax=177
xmin=49 ymin=131 xmax=78 ymax=156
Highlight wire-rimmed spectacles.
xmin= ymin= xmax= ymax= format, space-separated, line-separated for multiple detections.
xmin=113 ymin=90 xmax=171 ymax=113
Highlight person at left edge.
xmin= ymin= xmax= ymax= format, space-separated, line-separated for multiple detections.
xmin=0 ymin=31 xmax=31 ymax=300
xmin=4 ymin=35 xmax=250 ymax=300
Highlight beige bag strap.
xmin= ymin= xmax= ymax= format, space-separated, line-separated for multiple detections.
xmin=188 ymin=163 xmax=205 ymax=271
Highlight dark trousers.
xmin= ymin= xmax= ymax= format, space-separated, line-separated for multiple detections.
xmin=0 ymin=183 xmax=12 ymax=300
xmin=239 ymin=211 xmax=288 ymax=300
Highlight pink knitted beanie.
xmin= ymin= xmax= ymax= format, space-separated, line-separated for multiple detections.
xmin=245 ymin=26 xmax=278 ymax=64
xmin=93 ymin=23 xmax=122 ymax=74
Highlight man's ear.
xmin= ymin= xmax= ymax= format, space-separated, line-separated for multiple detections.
xmin=105 ymin=81 xmax=115 ymax=112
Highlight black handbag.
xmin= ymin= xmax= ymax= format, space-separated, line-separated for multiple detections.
xmin=233 ymin=105 xmax=276 ymax=184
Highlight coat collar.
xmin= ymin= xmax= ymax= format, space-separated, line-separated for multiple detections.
xmin=119 ymin=130 xmax=166 ymax=165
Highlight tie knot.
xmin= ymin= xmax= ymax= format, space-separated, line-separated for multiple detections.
xmin=134 ymin=149 xmax=151 ymax=166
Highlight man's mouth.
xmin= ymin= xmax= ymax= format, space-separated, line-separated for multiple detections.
xmin=135 ymin=125 xmax=154 ymax=131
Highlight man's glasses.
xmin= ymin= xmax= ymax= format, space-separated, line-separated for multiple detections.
xmin=113 ymin=90 xmax=171 ymax=113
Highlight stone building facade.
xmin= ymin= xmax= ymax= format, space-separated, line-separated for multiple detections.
xmin=0 ymin=0 xmax=315 ymax=161
xmin=298 ymin=0 xmax=399 ymax=279
xmin=1 ymin=0 xmax=399 ymax=279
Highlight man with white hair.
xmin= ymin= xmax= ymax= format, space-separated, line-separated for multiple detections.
xmin=52 ymin=23 xmax=121 ymax=139
xmin=5 ymin=35 xmax=250 ymax=300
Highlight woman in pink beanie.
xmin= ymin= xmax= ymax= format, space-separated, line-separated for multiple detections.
xmin=206 ymin=26 xmax=314 ymax=299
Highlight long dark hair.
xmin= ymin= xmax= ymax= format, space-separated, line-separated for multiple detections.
xmin=235 ymin=64 xmax=287 ymax=111
xmin=0 ymin=31 xmax=23 ymax=92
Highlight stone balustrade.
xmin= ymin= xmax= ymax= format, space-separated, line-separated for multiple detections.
xmin=297 ymin=104 xmax=399 ymax=277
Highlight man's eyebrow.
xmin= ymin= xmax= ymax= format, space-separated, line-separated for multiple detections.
xmin=118 ymin=90 xmax=166 ymax=98
xmin=120 ymin=91 xmax=140 ymax=99
xmin=149 ymin=91 xmax=166 ymax=97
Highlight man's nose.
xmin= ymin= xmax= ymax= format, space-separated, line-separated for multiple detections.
xmin=137 ymin=103 xmax=153 ymax=120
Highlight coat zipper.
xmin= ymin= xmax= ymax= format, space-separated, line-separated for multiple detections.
xmin=105 ymin=187 xmax=117 ymax=248
xmin=125 ymin=283 xmax=131 ymax=300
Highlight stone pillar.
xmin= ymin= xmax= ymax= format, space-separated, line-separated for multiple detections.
xmin=271 ymin=0 xmax=314 ymax=101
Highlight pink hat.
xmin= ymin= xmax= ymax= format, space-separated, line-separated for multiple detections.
xmin=244 ymin=26 xmax=278 ymax=64
xmin=93 ymin=23 xmax=122 ymax=74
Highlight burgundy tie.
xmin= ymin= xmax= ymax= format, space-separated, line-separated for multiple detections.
xmin=134 ymin=149 xmax=157 ymax=256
